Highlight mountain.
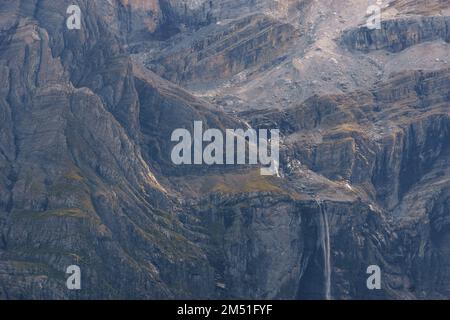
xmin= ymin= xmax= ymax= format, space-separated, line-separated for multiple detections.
xmin=0 ymin=0 xmax=449 ymax=299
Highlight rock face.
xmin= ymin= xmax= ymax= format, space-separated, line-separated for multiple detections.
xmin=145 ymin=13 xmax=299 ymax=85
xmin=0 ymin=0 xmax=449 ymax=300
xmin=341 ymin=16 xmax=450 ymax=53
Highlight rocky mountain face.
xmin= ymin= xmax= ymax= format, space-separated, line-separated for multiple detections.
xmin=0 ymin=0 xmax=449 ymax=299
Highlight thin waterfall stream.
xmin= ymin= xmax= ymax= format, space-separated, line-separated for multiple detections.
xmin=316 ymin=198 xmax=331 ymax=300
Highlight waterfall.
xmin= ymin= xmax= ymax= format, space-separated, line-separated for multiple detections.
xmin=316 ymin=198 xmax=332 ymax=300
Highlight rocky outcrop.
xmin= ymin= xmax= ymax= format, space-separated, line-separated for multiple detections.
xmin=144 ymin=13 xmax=299 ymax=85
xmin=392 ymin=0 xmax=450 ymax=15
xmin=194 ymin=193 xmax=398 ymax=299
xmin=0 ymin=0 xmax=218 ymax=299
xmin=341 ymin=16 xmax=450 ymax=53
xmin=247 ymin=69 xmax=450 ymax=208
xmin=242 ymin=67 xmax=450 ymax=298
